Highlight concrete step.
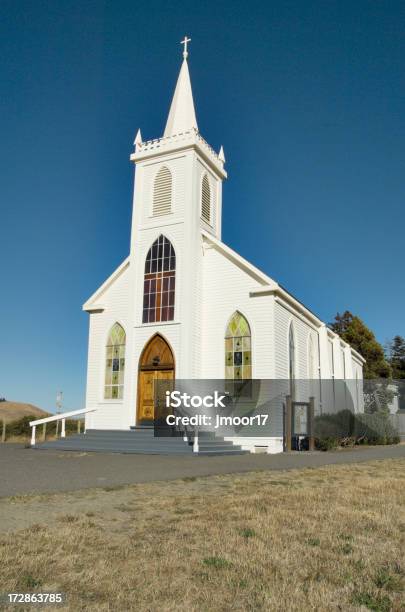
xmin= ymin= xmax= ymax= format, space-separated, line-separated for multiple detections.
xmin=33 ymin=429 xmax=248 ymax=456
xmin=37 ymin=445 xmax=195 ymax=455
xmin=79 ymin=434 xmax=235 ymax=446
xmin=38 ymin=440 xmax=192 ymax=450
xmin=87 ymin=428 xmax=218 ymax=436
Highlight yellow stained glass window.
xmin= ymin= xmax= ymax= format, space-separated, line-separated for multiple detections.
xmin=225 ymin=312 xmax=252 ymax=380
xmin=104 ymin=323 xmax=126 ymax=399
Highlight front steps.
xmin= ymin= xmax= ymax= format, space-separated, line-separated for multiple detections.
xmin=34 ymin=427 xmax=248 ymax=456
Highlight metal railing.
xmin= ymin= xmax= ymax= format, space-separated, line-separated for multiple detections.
xmin=169 ymin=407 xmax=199 ymax=452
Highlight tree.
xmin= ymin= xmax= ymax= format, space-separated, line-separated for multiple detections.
xmin=386 ymin=335 xmax=405 ymax=411
xmin=330 ymin=311 xmax=391 ymax=380
xmin=386 ymin=335 xmax=405 ymax=379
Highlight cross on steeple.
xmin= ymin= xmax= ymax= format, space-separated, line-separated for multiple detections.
xmin=181 ymin=36 xmax=191 ymax=59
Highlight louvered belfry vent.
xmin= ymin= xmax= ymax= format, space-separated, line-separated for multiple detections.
xmin=153 ymin=166 xmax=172 ymax=216
xmin=201 ymin=173 xmax=211 ymax=224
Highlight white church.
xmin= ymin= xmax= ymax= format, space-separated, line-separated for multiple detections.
xmin=81 ymin=40 xmax=365 ymax=453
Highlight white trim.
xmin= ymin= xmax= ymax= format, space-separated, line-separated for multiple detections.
xmin=30 ymin=408 xmax=97 ymax=446
xmin=131 ymin=130 xmax=227 ymax=180
xmin=134 ymin=320 xmax=181 ymax=329
xmin=83 ymin=257 xmax=130 ymax=312
xmin=29 ymin=408 xmax=96 ymax=427
xmin=138 ymin=220 xmax=184 ymax=231
xmin=202 ymin=231 xmax=275 ymax=286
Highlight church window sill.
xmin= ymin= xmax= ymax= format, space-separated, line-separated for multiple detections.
xmin=135 ymin=321 xmax=180 ymax=328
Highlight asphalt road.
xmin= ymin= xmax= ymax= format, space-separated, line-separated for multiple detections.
xmin=0 ymin=443 xmax=404 ymax=498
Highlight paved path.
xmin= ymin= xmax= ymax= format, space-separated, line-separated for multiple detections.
xmin=0 ymin=443 xmax=404 ymax=498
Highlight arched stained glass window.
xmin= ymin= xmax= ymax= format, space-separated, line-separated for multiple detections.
xmin=225 ymin=312 xmax=251 ymax=380
xmin=143 ymin=235 xmax=176 ymax=323
xmin=105 ymin=323 xmax=126 ymax=399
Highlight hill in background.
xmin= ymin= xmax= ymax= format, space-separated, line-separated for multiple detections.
xmin=0 ymin=401 xmax=50 ymax=424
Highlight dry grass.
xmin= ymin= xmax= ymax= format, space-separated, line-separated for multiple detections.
xmin=0 ymin=401 xmax=48 ymax=424
xmin=0 ymin=460 xmax=404 ymax=611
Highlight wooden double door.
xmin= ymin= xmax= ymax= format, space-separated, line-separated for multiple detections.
xmin=137 ymin=335 xmax=175 ymax=424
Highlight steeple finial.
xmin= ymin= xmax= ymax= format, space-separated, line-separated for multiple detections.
xmin=181 ymin=36 xmax=191 ymax=59
xmin=163 ymin=38 xmax=198 ymax=137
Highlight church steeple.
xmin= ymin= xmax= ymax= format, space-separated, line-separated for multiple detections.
xmin=163 ymin=36 xmax=198 ymax=138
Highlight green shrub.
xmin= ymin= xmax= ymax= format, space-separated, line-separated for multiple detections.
xmin=314 ymin=410 xmax=399 ymax=450
xmin=315 ymin=437 xmax=340 ymax=451
xmin=354 ymin=413 xmax=400 ymax=445
xmin=314 ymin=409 xmax=355 ymax=440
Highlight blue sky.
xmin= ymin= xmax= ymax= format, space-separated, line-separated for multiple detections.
xmin=1 ymin=0 xmax=404 ymax=411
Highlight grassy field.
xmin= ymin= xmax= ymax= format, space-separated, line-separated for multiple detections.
xmin=0 ymin=459 xmax=404 ymax=611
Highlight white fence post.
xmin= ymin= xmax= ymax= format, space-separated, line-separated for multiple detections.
xmin=61 ymin=419 xmax=66 ymax=438
xmin=31 ymin=425 xmax=36 ymax=446
xmin=193 ymin=427 xmax=199 ymax=453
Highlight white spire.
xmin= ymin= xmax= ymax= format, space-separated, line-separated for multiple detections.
xmin=163 ymin=37 xmax=198 ymax=138
xmin=134 ymin=128 xmax=142 ymax=147
xmin=219 ymin=146 xmax=225 ymax=163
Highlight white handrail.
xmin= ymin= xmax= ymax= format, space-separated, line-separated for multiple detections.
xmin=30 ymin=408 xmax=97 ymax=446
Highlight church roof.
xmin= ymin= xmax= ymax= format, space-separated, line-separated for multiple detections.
xmin=201 ymin=231 xmax=366 ymax=364
xmin=164 ymin=55 xmax=198 ymax=137
xmin=82 ymin=256 xmax=130 ymax=312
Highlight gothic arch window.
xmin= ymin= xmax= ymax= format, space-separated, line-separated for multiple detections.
xmin=225 ymin=312 xmax=251 ymax=380
xmin=201 ymin=173 xmax=211 ymax=224
xmin=143 ymin=235 xmax=176 ymax=323
xmin=104 ymin=323 xmax=126 ymax=399
xmin=152 ymin=166 xmax=172 ymax=216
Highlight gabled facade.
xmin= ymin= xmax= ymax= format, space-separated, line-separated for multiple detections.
xmin=82 ymin=44 xmax=364 ymax=452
